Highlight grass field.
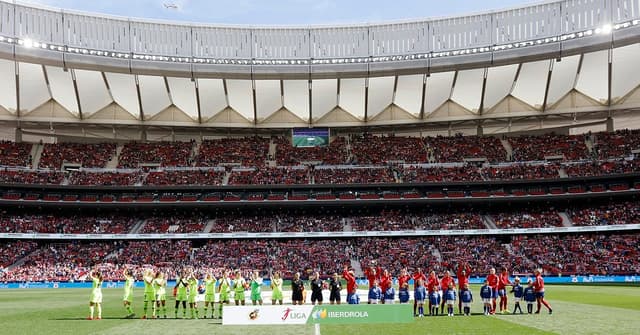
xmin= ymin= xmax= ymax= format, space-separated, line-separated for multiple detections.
xmin=0 ymin=285 xmax=638 ymax=335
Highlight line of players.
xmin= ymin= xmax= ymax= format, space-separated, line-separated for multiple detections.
xmin=351 ymin=262 xmax=552 ymax=317
xmin=86 ymin=262 xmax=552 ymax=320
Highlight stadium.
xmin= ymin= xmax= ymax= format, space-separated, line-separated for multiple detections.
xmin=0 ymin=0 xmax=639 ymax=334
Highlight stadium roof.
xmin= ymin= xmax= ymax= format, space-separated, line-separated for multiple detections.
xmin=1 ymin=0 xmax=640 ymax=139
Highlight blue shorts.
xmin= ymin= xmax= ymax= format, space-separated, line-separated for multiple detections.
xmin=492 ymin=290 xmax=499 ymax=299
xmin=498 ymin=289 xmax=507 ymax=297
xmin=347 ymin=293 xmax=360 ymax=304
xmin=535 ymin=291 xmax=545 ymax=298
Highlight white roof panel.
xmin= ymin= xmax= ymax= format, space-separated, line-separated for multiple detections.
xmin=105 ymin=72 xmax=140 ymax=118
xmin=395 ymin=74 xmax=423 ymax=115
xmin=197 ymin=78 xmax=226 ymax=119
xmin=512 ymin=60 xmax=549 ymax=108
xmin=19 ymin=62 xmax=50 ymax=112
xmin=167 ymin=77 xmax=197 ymax=118
xmin=311 ymin=79 xmax=337 ymax=120
xmin=367 ymin=76 xmax=394 ymax=117
xmin=138 ymin=75 xmax=171 ymax=118
xmin=576 ymin=50 xmax=608 ymax=103
xmin=547 ymin=55 xmax=580 ymax=106
xmin=283 ymin=80 xmax=309 ymax=120
xmin=46 ymin=66 xmax=78 ymax=115
xmin=255 ymin=80 xmax=281 ymax=119
xmin=451 ymin=68 xmax=484 ymax=112
xmin=74 ymin=69 xmax=112 ymax=116
xmin=0 ymin=59 xmax=17 ymax=112
xmin=484 ymin=64 xmax=518 ymax=110
xmin=425 ymin=71 xmax=455 ymax=114
xmin=340 ymin=78 xmax=366 ymax=119
xmin=226 ymin=79 xmax=254 ymax=120
xmin=612 ymin=44 xmax=640 ymax=101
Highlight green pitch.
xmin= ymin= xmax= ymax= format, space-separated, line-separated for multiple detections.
xmin=0 ymin=285 xmax=639 ymax=335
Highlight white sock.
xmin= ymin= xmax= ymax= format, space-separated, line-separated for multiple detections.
xmin=90 ymin=306 xmax=94 ymax=318
xmin=97 ymin=305 xmax=102 ymax=318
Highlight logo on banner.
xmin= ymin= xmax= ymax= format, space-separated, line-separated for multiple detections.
xmin=248 ymin=309 xmax=259 ymax=320
xmin=281 ymin=308 xmax=307 ymax=321
xmin=311 ymin=309 xmax=328 ymax=319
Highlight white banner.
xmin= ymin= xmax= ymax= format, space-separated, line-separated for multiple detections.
xmin=223 ymin=305 xmax=314 ymax=325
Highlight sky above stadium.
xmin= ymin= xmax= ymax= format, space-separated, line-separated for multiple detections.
xmin=22 ymin=0 xmax=535 ymax=25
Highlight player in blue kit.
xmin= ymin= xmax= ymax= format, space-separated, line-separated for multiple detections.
xmin=429 ymin=286 xmax=441 ymax=316
xmin=414 ymin=279 xmax=426 ymax=317
xmin=510 ymin=277 xmax=524 ymax=314
xmin=523 ymin=279 xmax=536 ymax=314
xmin=480 ymin=279 xmax=493 ymax=316
xmin=459 ymin=283 xmax=473 ymax=316
xmin=368 ymin=280 xmax=382 ymax=304
xmin=444 ymin=283 xmax=457 ymax=316
xmin=384 ymin=283 xmax=395 ymax=304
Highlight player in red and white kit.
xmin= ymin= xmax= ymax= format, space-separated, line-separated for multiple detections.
xmin=486 ymin=268 xmax=499 ymax=314
xmin=439 ymin=270 xmax=455 ymax=315
xmin=379 ymin=269 xmax=392 ymax=304
xmin=426 ymin=270 xmax=440 ymax=316
xmin=397 ymin=268 xmax=411 ymax=304
xmin=498 ymin=267 xmax=512 ymax=313
xmin=412 ymin=268 xmax=427 ymax=316
xmin=343 ymin=266 xmax=359 ymax=304
xmin=533 ymin=269 xmax=553 ymax=314
xmin=457 ymin=262 xmax=472 ymax=314
xmin=364 ymin=263 xmax=382 ymax=290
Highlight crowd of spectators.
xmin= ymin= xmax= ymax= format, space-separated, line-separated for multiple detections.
xmin=196 ymin=137 xmax=269 ymax=167
xmin=492 ymin=210 xmax=563 ymax=228
xmin=350 ymin=134 xmax=428 ymax=164
xmin=563 ymin=159 xmax=640 ymax=177
xmin=144 ymin=169 xmax=225 ymax=186
xmin=592 ymin=129 xmax=640 ymax=159
xmin=0 ymin=241 xmax=37 ymax=268
xmin=140 ymin=216 xmax=207 ymax=233
xmin=0 ymin=141 xmax=32 ymax=167
xmin=425 ymin=135 xmax=506 ymax=163
xmin=509 ymin=134 xmax=589 ymax=161
xmin=39 ymin=143 xmax=116 ymax=169
xmin=69 ymin=171 xmax=141 ymax=186
xmin=228 ymin=167 xmax=309 ymax=185
xmin=313 ymin=167 xmax=395 ymax=184
xmin=482 ymin=163 xmax=560 ymax=180
xmin=118 ymin=141 xmax=194 ymax=168
xmin=568 ymin=200 xmax=640 ymax=226
xmin=349 ymin=210 xmax=485 ymax=231
xmin=1 ymin=232 xmax=638 ymax=281
xmin=512 ymin=234 xmax=640 ymax=275
xmin=274 ymin=136 xmax=347 ymax=165
xmin=0 ymin=169 xmax=64 ymax=184
xmin=400 ymin=166 xmax=483 ymax=182
xmin=0 ymin=213 xmax=137 ymax=234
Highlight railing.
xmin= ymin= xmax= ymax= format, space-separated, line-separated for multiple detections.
xmin=0 ymin=0 xmax=638 ymax=65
